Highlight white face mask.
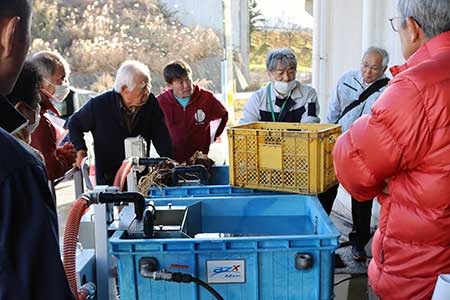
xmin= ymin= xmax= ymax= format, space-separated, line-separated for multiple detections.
xmin=53 ymin=82 xmax=70 ymax=103
xmin=44 ymin=78 xmax=70 ymax=102
xmin=272 ymin=80 xmax=296 ymax=95
xmin=26 ymin=107 xmax=41 ymax=135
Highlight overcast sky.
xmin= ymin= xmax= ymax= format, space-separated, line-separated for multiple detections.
xmin=256 ymin=0 xmax=313 ymax=28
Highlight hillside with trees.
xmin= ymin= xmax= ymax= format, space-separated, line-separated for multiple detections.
xmin=250 ymin=26 xmax=312 ymax=71
xmin=31 ymin=0 xmax=221 ymax=92
xmin=247 ymin=0 xmax=313 ymax=90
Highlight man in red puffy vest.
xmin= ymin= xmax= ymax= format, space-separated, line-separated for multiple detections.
xmin=333 ymin=0 xmax=450 ymax=299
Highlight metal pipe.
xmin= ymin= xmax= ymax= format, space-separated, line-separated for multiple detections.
xmin=223 ymin=0 xmax=235 ymax=121
xmin=312 ymin=0 xmax=330 ymax=122
xmin=362 ymin=0 xmax=377 ymax=52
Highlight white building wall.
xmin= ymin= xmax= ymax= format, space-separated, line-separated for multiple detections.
xmin=159 ymin=0 xmax=223 ymax=30
xmin=313 ymin=0 xmax=404 ymax=122
xmin=232 ymin=0 xmax=250 ymax=72
xmin=326 ymin=0 xmax=364 ymax=119
xmin=158 ymin=0 xmax=250 ymax=76
xmin=312 ymin=0 xmax=405 ymax=225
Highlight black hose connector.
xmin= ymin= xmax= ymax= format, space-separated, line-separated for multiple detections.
xmin=139 ymin=257 xmax=159 ymax=274
xmin=170 ymin=272 xmax=194 ymax=283
xmin=143 ymin=203 xmax=156 ymax=237
xmin=295 ymin=252 xmax=313 ymax=270
xmin=97 ymin=192 xmax=145 ymax=220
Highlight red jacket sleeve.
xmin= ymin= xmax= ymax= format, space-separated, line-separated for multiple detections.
xmin=30 ymin=115 xmax=74 ymax=180
xmin=333 ymin=77 xmax=431 ymax=201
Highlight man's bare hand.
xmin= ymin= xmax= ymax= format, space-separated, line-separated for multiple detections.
xmin=74 ymin=150 xmax=87 ymax=169
xmin=58 ymin=142 xmax=76 ymax=163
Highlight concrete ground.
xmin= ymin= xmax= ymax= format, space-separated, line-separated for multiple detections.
xmin=55 ymin=179 xmax=77 ymax=236
xmin=55 ymin=179 xmax=377 ymax=300
xmin=331 ymin=212 xmax=376 ymax=300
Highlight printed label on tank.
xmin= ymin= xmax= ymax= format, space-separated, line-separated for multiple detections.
xmin=206 ymin=259 xmax=246 ymax=283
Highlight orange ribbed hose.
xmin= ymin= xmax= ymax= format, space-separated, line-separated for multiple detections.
xmin=63 ymin=197 xmax=89 ymax=299
xmin=113 ymin=162 xmax=128 ymax=187
xmin=119 ymin=162 xmax=132 ymax=191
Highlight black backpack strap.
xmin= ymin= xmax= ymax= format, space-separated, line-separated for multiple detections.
xmin=336 ymin=77 xmax=389 ymax=123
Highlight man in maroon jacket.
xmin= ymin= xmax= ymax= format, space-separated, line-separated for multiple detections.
xmin=157 ymin=60 xmax=228 ymax=163
xmin=30 ymin=50 xmax=76 ymax=180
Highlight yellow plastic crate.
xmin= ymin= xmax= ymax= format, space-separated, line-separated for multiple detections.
xmin=227 ymin=122 xmax=342 ymax=194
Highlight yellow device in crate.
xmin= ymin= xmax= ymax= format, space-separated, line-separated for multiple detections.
xmin=227 ymin=122 xmax=342 ymax=194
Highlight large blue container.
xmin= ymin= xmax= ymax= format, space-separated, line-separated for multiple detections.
xmin=110 ymin=194 xmax=339 ymax=300
xmin=149 ymin=184 xmax=284 ymax=198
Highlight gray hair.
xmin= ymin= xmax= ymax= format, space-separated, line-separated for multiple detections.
xmin=398 ymin=0 xmax=450 ymax=39
xmin=31 ymin=50 xmax=71 ymax=80
xmin=265 ymin=48 xmax=297 ymax=72
xmin=363 ymin=47 xmax=390 ymax=69
xmin=113 ymin=60 xmax=151 ymax=92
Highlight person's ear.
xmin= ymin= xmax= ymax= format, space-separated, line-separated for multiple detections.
xmin=0 ymin=16 xmax=20 ymax=59
xmin=405 ymin=16 xmax=421 ymax=44
xmin=41 ymin=78 xmax=50 ymax=89
xmin=120 ymin=86 xmax=132 ymax=100
xmin=167 ymin=82 xmax=173 ymax=90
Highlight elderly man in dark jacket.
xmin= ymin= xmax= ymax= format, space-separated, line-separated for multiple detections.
xmin=69 ymin=60 xmax=173 ymax=185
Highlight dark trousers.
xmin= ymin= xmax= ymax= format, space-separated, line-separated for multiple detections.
xmin=317 ymin=183 xmax=339 ymax=215
xmin=349 ymin=197 xmax=373 ymax=248
xmin=318 ymin=185 xmax=373 ymax=248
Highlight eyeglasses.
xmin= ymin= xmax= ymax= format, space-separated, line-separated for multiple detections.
xmin=361 ymin=62 xmax=382 ymax=72
xmin=389 ymin=17 xmax=403 ymax=32
xmin=389 ymin=16 xmax=422 ymax=32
